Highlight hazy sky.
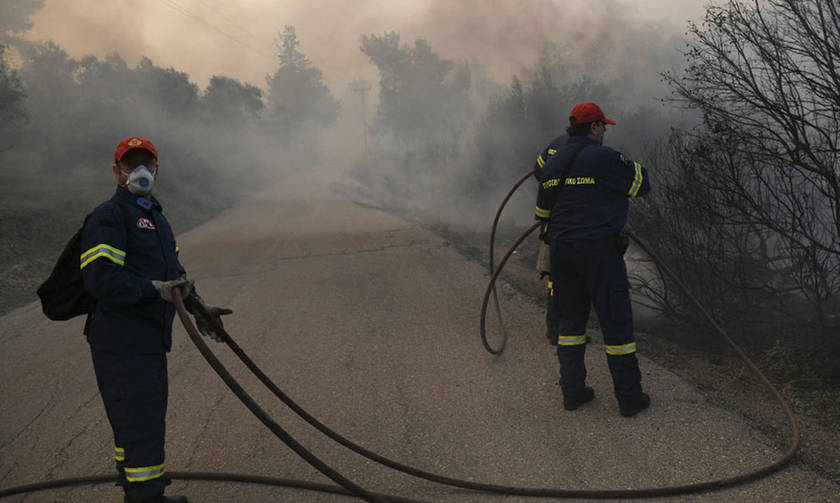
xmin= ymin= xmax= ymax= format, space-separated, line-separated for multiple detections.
xmin=24 ymin=0 xmax=709 ymax=93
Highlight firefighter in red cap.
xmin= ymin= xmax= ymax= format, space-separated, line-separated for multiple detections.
xmin=81 ymin=137 xmax=231 ymax=502
xmin=534 ymin=103 xmax=651 ymax=417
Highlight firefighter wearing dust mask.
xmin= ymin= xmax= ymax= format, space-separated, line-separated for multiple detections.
xmin=80 ymin=136 xmax=231 ymax=503
xmin=534 ymin=103 xmax=651 ymax=417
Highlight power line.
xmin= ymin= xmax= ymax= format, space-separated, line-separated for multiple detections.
xmin=155 ymin=0 xmax=275 ymax=61
xmin=192 ymin=0 xmax=270 ymax=50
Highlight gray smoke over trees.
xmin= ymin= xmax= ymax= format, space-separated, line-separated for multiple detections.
xmin=352 ymin=32 xmax=475 ymax=215
xmin=0 ymin=0 xmax=44 ymax=42
xmin=360 ymin=32 xmax=473 ymax=151
xmin=201 ymin=76 xmax=263 ymax=124
xmin=354 ymin=21 xmax=688 ymax=226
xmin=0 ymin=18 xmax=336 ymax=315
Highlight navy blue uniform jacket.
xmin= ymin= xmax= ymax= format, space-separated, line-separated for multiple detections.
xmin=535 ymin=135 xmax=650 ymax=243
xmin=533 ymin=135 xmax=568 ymax=181
xmin=81 ymin=186 xmax=185 ymax=354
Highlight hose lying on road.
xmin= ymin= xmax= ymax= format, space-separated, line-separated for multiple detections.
xmin=0 ymin=290 xmax=426 ymax=503
xmin=189 ymin=248 xmax=802 ymax=499
xmin=1 ymin=169 xmax=800 ymax=501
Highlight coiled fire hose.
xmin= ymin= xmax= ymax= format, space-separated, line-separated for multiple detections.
xmin=1 ymin=170 xmax=800 ymax=501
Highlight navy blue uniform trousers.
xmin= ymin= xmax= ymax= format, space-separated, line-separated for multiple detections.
xmin=91 ymin=348 xmax=170 ymax=500
xmin=551 ymin=241 xmax=642 ymax=406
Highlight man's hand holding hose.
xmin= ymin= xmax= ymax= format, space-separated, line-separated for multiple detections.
xmin=155 ymin=277 xmax=232 ymax=343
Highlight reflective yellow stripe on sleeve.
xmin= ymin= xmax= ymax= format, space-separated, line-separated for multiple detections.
xmin=535 ymin=206 xmax=551 ymax=219
xmin=606 ymin=342 xmax=637 ymax=355
xmin=80 ymin=244 xmax=126 ymax=269
xmin=627 ymin=162 xmax=643 ymax=197
xmin=537 ymin=155 xmax=545 ymax=168
xmin=114 ymin=446 xmax=125 ymax=462
xmin=547 ymin=148 xmax=557 ymax=155
xmin=125 ymin=463 xmax=165 ymax=482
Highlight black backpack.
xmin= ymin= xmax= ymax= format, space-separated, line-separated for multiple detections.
xmin=37 ymin=202 xmax=128 ymax=321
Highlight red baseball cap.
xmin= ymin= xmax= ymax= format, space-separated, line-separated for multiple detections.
xmin=114 ymin=136 xmax=158 ymax=162
xmin=568 ymin=102 xmax=616 ymax=125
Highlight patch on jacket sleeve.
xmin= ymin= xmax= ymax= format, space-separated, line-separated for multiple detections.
xmin=618 ymin=153 xmax=633 ymax=166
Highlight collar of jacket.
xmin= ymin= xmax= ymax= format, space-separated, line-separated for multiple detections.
xmin=114 ymin=185 xmax=162 ymax=211
xmin=566 ymin=135 xmax=600 ymax=147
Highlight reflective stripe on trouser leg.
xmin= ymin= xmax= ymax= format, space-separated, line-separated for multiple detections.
xmin=606 ymin=342 xmax=636 ymax=355
xmin=589 ymin=250 xmax=643 ymax=404
xmin=115 ymin=446 xmax=125 ymax=461
xmin=551 ymin=242 xmax=593 ymax=396
xmin=125 ymin=463 xmax=166 ymax=482
xmin=90 ymin=349 xmax=171 ymax=500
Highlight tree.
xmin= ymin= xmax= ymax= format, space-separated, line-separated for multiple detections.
xmin=0 ymin=45 xmax=26 ymax=152
xmin=201 ymin=75 xmax=263 ymax=124
xmin=463 ymin=48 xmax=614 ymax=204
xmin=265 ymin=26 xmax=338 ymax=140
xmin=360 ymin=32 xmax=472 ymax=151
xmin=0 ymin=0 xmax=45 ymax=41
xmin=658 ymin=0 xmax=840 ymax=329
xmin=16 ymin=41 xmax=83 ymax=164
xmin=135 ymin=57 xmax=200 ymax=120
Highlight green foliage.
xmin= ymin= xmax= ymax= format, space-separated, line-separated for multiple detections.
xmin=265 ymin=26 xmax=339 ymax=140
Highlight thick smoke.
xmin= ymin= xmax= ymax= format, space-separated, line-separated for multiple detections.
xmin=0 ymin=0 xmax=706 ymax=315
xmin=23 ymin=0 xmax=705 ymax=92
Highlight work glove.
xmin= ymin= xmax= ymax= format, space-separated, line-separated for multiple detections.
xmin=195 ymin=304 xmax=233 ymax=343
xmin=538 ymin=221 xmax=550 ymax=244
xmin=152 ymin=277 xmax=193 ymax=303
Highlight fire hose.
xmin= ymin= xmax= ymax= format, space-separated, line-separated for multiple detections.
xmin=479 ymin=169 xmax=800 ymax=489
xmin=1 ymin=170 xmax=800 ymax=501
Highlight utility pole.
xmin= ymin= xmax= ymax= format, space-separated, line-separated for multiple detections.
xmin=349 ymin=80 xmax=371 ymax=154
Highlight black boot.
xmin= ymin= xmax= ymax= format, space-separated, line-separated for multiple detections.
xmin=563 ymin=386 xmax=595 ymax=411
xmin=124 ymin=494 xmax=188 ymax=503
xmin=619 ymin=392 xmax=650 ymax=417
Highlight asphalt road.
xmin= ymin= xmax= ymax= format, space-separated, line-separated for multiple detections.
xmin=1 ymin=168 xmax=838 ymax=503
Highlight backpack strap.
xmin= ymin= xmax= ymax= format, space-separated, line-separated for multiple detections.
xmin=557 ymin=144 xmax=588 ymax=189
